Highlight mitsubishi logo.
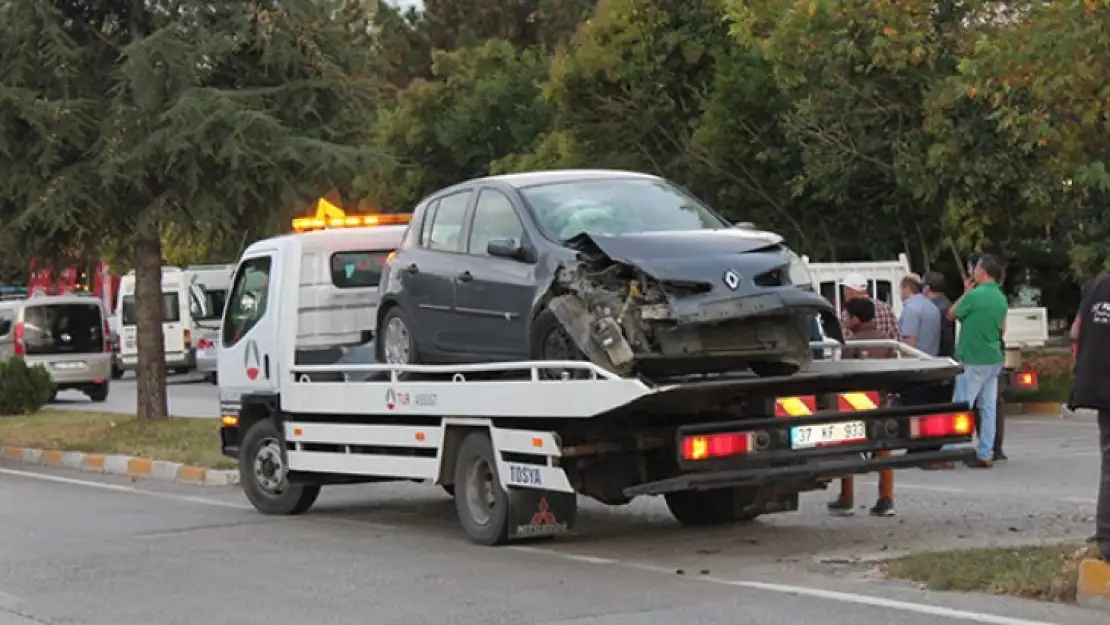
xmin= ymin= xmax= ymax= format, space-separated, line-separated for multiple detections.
xmin=722 ymin=270 xmax=741 ymax=290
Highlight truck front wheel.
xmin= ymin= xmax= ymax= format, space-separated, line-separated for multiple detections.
xmin=665 ymin=487 xmax=761 ymax=526
xmin=240 ymin=418 xmax=320 ymax=515
xmin=453 ymin=431 xmax=510 ymax=546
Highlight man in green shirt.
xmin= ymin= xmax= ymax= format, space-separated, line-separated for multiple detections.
xmin=947 ymin=254 xmax=1009 ymax=467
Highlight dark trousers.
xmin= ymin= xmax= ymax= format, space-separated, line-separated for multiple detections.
xmin=1098 ymin=410 xmax=1110 ymax=559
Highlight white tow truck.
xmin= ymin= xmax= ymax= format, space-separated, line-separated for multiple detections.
xmin=217 ymin=219 xmax=977 ymax=546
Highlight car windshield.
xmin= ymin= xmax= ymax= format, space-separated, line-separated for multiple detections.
xmin=519 ymin=177 xmax=729 ymax=242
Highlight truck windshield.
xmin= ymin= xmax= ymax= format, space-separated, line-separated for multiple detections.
xmin=120 ymin=293 xmax=182 ymax=326
xmin=22 ymin=303 xmax=104 ymax=355
xmin=520 ymin=177 xmax=729 ymax=242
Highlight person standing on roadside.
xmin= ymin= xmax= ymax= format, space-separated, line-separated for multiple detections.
xmin=923 ymin=271 xmax=956 ymax=361
xmin=948 ymin=254 xmax=1008 ymax=468
xmin=1068 ymin=274 xmax=1110 ymax=561
xmin=827 ymin=297 xmax=897 ymax=518
xmin=897 ymin=274 xmax=941 ymax=357
xmin=840 ymin=273 xmax=899 ymax=341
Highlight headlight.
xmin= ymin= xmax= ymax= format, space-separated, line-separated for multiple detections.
xmin=788 ymin=250 xmax=814 ymax=289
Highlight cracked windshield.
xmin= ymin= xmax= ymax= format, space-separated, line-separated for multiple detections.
xmin=0 ymin=1 xmax=1108 ymax=624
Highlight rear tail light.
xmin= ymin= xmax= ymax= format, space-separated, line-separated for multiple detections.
xmin=909 ymin=412 xmax=973 ymax=439
xmin=681 ymin=432 xmax=752 ymax=460
xmin=13 ymin=321 xmax=24 ymax=356
xmin=184 ymin=328 xmax=191 ymax=349
xmin=197 ymin=338 xmax=213 ymax=350
xmin=1011 ymin=369 xmax=1038 ymax=391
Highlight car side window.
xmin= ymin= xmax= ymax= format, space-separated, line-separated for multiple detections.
xmin=468 ymin=189 xmax=524 ymax=256
xmin=221 ymin=256 xmax=273 ymax=347
xmin=425 ymin=191 xmax=471 ymax=252
xmin=417 ymin=200 xmax=440 ymax=247
xmin=0 ymin=311 xmax=11 ymax=337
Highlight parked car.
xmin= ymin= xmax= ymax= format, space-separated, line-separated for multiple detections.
xmin=375 ymin=169 xmax=841 ymax=380
xmin=0 ymin=294 xmax=113 ymax=401
xmin=195 ymin=327 xmax=219 ymax=384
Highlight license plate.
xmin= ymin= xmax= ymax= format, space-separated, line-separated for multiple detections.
xmin=791 ymin=421 xmax=867 ymax=449
xmin=52 ymin=361 xmax=86 ymax=371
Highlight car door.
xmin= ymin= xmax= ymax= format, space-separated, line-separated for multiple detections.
xmin=453 ymin=186 xmax=535 ymax=358
xmin=218 ymin=253 xmax=280 ymax=402
xmin=398 ymin=189 xmax=474 ymax=356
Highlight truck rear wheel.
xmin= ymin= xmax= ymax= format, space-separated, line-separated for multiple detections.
xmin=665 ymin=487 xmax=761 ymax=526
xmin=240 ymin=418 xmax=320 ymax=515
xmin=453 ymin=431 xmax=510 ymax=546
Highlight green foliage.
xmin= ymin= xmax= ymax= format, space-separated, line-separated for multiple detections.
xmin=0 ymin=357 xmax=55 ymax=416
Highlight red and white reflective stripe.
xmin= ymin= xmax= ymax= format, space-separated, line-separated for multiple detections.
xmin=774 ymin=395 xmax=817 ymax=417
xmin=837 ymin=391 xmax=882 ymax=412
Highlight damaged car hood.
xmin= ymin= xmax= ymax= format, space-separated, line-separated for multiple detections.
xmin=565 ymin=229 xmax=785 ymax=282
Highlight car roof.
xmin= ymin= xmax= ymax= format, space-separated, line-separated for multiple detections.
xmin=447 ymin=169 xmax=660 ymax=192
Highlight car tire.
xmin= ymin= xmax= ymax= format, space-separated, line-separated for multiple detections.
xmin=173 ymin=367 xmax=190 ymax=376
xmin=664 ymin=487 xmax=762 ymax=526
xmin=87 ymin=382 xmax=109 ymax=403
xmin=377 ymin=306 xmax=421 ymax=365
xmin=111 ymin=365 xmax=123 ymax=380
xmin=239 ymin=418 xmax=321 ymax=516
xmin=529 ymin=308 xmax=590 ymax=379
xmin=205 ymin=372 xmax=218 ymax=385
xmin=453 ymin=431 xmax=510 ymax=546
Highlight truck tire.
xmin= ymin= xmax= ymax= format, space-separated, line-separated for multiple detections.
xmin=240 ymin=418 xmax=320 ymax=515
xmin=453 ymin=431 xmax=510 ymax=546
xmin=665 ymin=487 xmax=762 ymax=526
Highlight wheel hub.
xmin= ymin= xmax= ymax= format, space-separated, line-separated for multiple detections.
xmin=253 ymin=438 xmax=287 ymax=496
xmin=464 ymin=457 xmax=497 ymax=526
xmin=383 ymin=316 xmax=411 ymax=365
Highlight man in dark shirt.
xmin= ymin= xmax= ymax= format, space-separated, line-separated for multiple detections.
xmin=1069 ymin=274 xmax=1110 ymax=561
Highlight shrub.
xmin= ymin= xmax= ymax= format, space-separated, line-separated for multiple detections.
xmin=0 ymin=357 xmax=55 ymax=416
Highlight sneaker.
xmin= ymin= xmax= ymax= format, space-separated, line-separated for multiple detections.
xmin=870 ymin=498 xmax=896 ymax=517
xmin=966 ymin=457 xmax=994 ymax=469
xmin=994 ymin=453 xmax=1008 ymax=462
xmin=827 ymin=499 xmax=855 ymax=516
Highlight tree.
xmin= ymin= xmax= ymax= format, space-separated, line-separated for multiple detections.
xmin=359 ymin=39 xmax=554 ymax=209
xmin=0 ymin=1 xmax=383 ymax=419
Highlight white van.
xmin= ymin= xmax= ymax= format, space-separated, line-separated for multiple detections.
xmin=116 ymin=267 xmax=211 ymax=375
xmin=0 ymin=294 xmax=112 ymax=401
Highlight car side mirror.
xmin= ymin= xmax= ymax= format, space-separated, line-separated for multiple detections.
xmin=732 ymin=221 xmax=756 ymax=229
xmin=487 ymin=238 xmax=528 ymax=261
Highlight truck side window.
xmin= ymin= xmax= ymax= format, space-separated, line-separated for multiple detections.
xmin=222 ymin=257 xmax=273 ymax=347
xmin=0 ymin=312 xmax=11 ymax=337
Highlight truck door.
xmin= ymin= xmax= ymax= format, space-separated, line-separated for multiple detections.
xmin=218 ymin=253 xmax=279 ymax=400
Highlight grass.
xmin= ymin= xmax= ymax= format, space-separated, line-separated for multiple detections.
xmin=884 ymin=543 xmax=1099 ymax=603
xmin=0 ymin=410 xmax=235 ymax=469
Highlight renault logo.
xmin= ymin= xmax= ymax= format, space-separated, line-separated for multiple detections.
xmin=723 ymin=270 xmax=741 ymax=290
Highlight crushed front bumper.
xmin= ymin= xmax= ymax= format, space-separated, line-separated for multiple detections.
xmin=668 ymin=288 xmax=844 ymax=342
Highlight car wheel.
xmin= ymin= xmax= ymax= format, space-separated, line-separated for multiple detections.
xmin=665 ymin=487 xmax=762 ymax=526
xmin=529 ymin=308 xmax=590 ymax=380
xmin=378 ymin=307 xmax=420 ymax=365
xmin=239 ymin=418 xmax=321 ymax=515
xmin=86 ymin=382 xmax=109 ymax=403
xmin=111 ymin=364 xmax=123 ymax=380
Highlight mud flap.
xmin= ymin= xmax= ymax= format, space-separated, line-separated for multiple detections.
xmin=507 ymin=487 xmax=578 ymax=540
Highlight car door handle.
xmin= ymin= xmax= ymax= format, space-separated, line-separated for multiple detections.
xmin=404 ymin=263 xmax=419 ymax=275
xmin=456 ymin=271 xmax=473 ymax=283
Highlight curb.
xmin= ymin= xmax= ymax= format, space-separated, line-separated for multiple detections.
xmin=1078 ymin=558 xmax=1110 ymax=612
xmin=1 ymin=445 xmax=239 ymax=486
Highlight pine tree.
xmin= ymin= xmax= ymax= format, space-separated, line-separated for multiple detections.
xmin=0 ymin=1 xmax=384 ymax=419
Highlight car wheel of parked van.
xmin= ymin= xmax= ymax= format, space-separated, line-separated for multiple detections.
xmin=86 ymin=382 xmax=109 ymax=403
xmin=378 ymin=307 xmax=420 ymax=365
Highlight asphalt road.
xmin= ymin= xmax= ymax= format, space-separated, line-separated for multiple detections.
xmin=1 ymin=413 xmax=1105 ymax=625
xmin=51 ymin=373 xmax=218 ymax=418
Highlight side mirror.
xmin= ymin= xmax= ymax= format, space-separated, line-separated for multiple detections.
xmin=487 ymin=238 xmax=527 ymax=261
xmin=732 ymin=221 xmax=756 ymax=229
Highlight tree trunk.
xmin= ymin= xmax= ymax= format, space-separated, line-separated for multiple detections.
xmin=133 ymin=211 xmax=169 ymax=421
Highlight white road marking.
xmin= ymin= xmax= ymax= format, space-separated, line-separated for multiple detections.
xmin=0 ymin=466 xmax=1077 ymax=623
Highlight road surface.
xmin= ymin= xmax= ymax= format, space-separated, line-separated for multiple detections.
xmin=51 ymin=373 xmax=218 ymax=418
xmin=1 ymin=413 xmax=1104 ymax=625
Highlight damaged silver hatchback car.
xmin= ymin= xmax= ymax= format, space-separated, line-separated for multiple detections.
xmin=376 ymin=169 xmax=844 ymax=380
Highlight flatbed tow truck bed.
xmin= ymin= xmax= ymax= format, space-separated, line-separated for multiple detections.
xmin=219 ymin=339 xmax=976 ymax=546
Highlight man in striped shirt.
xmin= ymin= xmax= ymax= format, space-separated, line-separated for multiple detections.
xmin=840 ymin=273 xmax=899 ymax=340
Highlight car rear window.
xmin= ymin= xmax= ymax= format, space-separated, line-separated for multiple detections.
xmin=330 ymin=251 xmax=391 ymax=289
xmin=22 ymin=303 xmax=104 ymax=356
xmin=120 ymin=293 xmax=182 ymax=325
